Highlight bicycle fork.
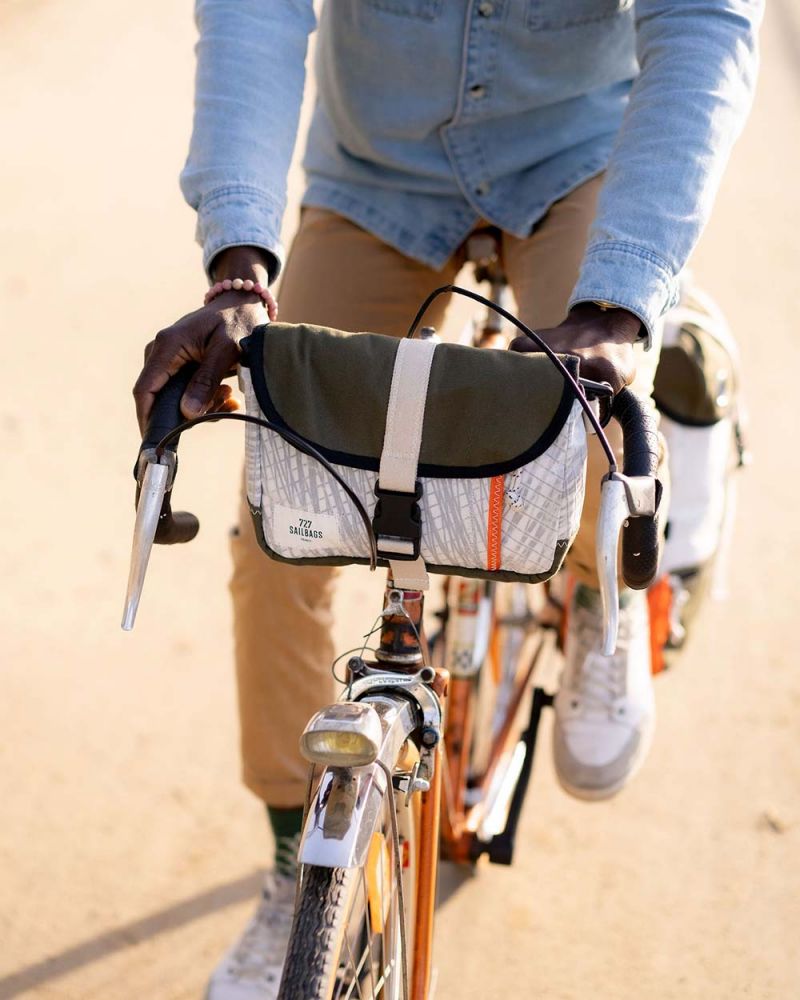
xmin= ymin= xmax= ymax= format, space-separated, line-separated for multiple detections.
xmin=297 ymin=584 xmax=446 ymax=1000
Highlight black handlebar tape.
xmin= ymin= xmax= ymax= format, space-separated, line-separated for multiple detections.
xmin=153 ymin=497 xmax=200 ymax=545
xmin=140 ymin=362 xmax=200 ymax=455
xmin=610 ymin=388 xmax=662 ymax=590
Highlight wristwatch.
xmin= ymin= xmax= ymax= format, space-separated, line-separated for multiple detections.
xmin=590 ymin=299 xmax=647 ymax=342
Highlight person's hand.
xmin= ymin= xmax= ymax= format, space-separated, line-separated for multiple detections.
xmin=133 ymin=247 xmax=277 ymax=434
xmin=509 ymin=303 xmax=642 ymax=392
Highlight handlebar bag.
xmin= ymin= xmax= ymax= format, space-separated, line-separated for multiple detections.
xmin=238 ymin=323 xmax=587 ymax=584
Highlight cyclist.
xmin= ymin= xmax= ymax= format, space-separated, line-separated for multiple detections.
xmin=133 ymin=2 xmax=762 ymax=996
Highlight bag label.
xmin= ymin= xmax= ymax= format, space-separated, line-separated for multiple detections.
xmin=272 ymin=503 xmax=341 ymax=548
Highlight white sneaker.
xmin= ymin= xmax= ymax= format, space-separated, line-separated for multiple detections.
xmin=206 ymin=871 xmax=296 ymax=1000
xmin=553 ymin=582 xmax=655 ymax=800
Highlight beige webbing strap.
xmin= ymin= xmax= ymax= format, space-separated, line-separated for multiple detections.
xmin=379 ymin=338 xmax=437 ymax=493
xmin=377 ymin=338 xmax=436 ymax=590
xmin=388 ymin=555 xmax=430 ymax=591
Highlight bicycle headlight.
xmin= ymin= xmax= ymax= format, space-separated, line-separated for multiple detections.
xmin=300 ymin=703 xmax=383 ymax=767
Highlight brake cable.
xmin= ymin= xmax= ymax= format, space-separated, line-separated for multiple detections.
xmin=154 ymin=411 xmax=380 ymax=570
xmin=406 ymin=283 xmax=618 ymax=471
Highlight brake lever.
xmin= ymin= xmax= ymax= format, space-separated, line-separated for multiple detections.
xmin=122 ymin=457 xmax=172 ymax=630
xmin=596 ymin=472 xmax=659 ymax=655
xmin=121 ymin=365 xmax=200 ymax=631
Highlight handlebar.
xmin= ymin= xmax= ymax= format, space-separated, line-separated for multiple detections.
xmin=595 ymin=386 xmax=663 ymax=654
xmin=147 ymin=493 xmax=200 ymax=546
xmin=136 ymin=365 xmax=663 ymax=571
xmin=140 ymin=363 xmax=197 ymax=456
xmin=124 ymin=344 xmax=662 ymax=653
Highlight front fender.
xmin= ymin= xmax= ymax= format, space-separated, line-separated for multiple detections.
xmin=299 ymin=764 xmax=387 ymax=869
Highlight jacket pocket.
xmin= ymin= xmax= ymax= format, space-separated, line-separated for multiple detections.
xmin=364 ymin=0 xmax=442 ymax=19
xmin=527 ymin=0 xmax=632 ymax=31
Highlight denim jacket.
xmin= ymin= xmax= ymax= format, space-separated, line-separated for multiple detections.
xmin=180 ymin=0 xmax=761 ymax=340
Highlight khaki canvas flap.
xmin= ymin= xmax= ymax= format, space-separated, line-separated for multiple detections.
xmin=242 ymin=323 xmax=579 ymax=477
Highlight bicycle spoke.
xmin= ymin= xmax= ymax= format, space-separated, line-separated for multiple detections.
xmin=343 ymin=930 xmax=366 ymax=1000
xmin=379 ymin=842 xmax=389 ymax=997
xmin=385 ymin=836 xmax=402 ymax=999
xmin=381 ymin=829 xmax=402 ymax=999
xmin=362 ymin=867 xmax=377 ymax=997
xmin=335 ymin=955 xmax=348 ymax=1000
xmin=333 ymin=881 xmax=367 ymax=1000
xmin=340 ymin=802 xmax=405 ymax=1000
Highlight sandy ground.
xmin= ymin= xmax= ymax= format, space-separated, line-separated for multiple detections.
xmin=1 ymin=1 xmax=800 ymax=998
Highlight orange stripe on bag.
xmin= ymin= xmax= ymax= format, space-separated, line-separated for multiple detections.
xmin=486 ymin=475 xmax=504 ymax=572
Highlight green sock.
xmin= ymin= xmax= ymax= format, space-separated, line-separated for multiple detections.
xmin=575 ymin=582 xmax=633 ymax=610
xmin=267 ymin=806 xmax=305 ymax=877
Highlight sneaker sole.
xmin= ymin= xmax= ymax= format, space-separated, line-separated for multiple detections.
xmin=553 ymin=717 xmax=655 ymax=802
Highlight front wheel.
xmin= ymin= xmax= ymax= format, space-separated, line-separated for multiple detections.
xmin=278 ymin=784 xmax=416 ymax=1000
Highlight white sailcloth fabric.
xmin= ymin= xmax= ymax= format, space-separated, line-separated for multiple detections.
xmin=241 ymin=369 xmax=587 ymax=579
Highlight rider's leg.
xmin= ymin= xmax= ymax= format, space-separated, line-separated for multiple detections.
xmin=230 ymin=207 xmax=462 ymax=811
xmin=503 ymin=174 xmax=666 ymax=800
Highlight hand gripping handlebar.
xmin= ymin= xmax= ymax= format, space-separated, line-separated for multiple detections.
xmin=121 ymin=356 xmax=379 ymax=630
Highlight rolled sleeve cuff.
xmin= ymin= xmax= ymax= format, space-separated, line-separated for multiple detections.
xmin=569 ymin=240 xmax=680 ymax=349
xmin=195 ymin=185 xmax=286 ymax=283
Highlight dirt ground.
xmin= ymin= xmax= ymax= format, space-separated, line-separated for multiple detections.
xmin=1 ymin=1 xmax=799 ymax=998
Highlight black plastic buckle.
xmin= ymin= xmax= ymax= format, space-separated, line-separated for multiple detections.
xmin=372 ymin=481 xmax=423 ymax=561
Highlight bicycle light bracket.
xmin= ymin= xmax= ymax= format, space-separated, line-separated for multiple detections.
xmin=349 ymin=668 xmax=443 ymax=785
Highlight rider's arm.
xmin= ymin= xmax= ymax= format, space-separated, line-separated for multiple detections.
xmin=133 ymin=1 xmax=315 ymax=432
xmin=179 ymin=0 xmax=317 ymax=282
xmin=568 ymin=0 xmax=763 ymax=344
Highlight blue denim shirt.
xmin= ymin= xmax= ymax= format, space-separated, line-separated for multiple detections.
xmin=180 ymin=0 xmax=761 ymax=340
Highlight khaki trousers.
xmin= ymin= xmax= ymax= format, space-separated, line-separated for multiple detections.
xmin=230 ymin=176 xmax=661 ymax=806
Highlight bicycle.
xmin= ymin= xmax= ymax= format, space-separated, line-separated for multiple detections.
xmin=123 ymin=232 xmax=661 ymax=999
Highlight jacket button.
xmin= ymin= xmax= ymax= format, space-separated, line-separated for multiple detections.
xmin=478 ymin=1 xmax=495 ymax=14
xmin=475 ymin=181 xmax=491 ymax=196
xmin=469 ymin=84 xmax=487 ymax=100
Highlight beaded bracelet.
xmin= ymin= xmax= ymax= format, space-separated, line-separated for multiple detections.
xmin=205 ymin=278 xmax=278 ymax=320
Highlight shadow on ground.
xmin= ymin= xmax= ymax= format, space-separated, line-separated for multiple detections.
xmin=0 ymin=871 xmax=262 ymax=1000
